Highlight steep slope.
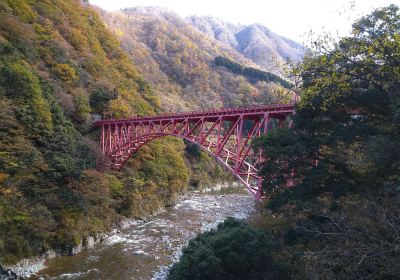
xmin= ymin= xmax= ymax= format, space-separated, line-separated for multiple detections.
xmin=186 ymin=16 xmax=243 ymax=49
xmin=0 ymin=0 xmax=191 ymax=263
xmin=188 ymin=16 xmax=305 ymax=69
xmin=99 ymin=7 xmax=291 ymax=109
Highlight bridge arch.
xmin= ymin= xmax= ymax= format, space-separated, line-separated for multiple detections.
xmin=110 ymin=132 xmax=263 ymax=198
xmin=96 ymin=104 xmax=295 ymax=199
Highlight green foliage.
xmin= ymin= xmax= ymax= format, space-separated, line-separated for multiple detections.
xmin=40 ymin=80 xmax=94 ymax=180
xmin=254 ymin=128 xmax=311 ymax=194
xmin=252 ymin=5 xmax=400 ymax=279
xmin=106 ymin=175 xmax=124 ymax=198
xmin=128 ymin=137 xmax=190 ymax=200
xmin=215 ymin=56 xmax=243 ymax=74
xmin=215 ymin=56 xmax=293 ymax=89
xmin=52 ymin=63 xmax=77 ymax=83
xmin=89 ymin=85 xmax=116 ymax=113
xmin=257 ymin=4 xmax=400 ymax=205
xmin=168 ymin=218 xmax=292 ymax=280
xmin=0 ymin=59 xmax=53 ymax=134
xmin=4 ymin=0 xmax=37 ymax=23
xmin=72 ymin=88 xmax=91 ymax=125
xmin=106 ymin=98 xmax=134 ymax=118
xmin=184 ymin=141 xmax=235 ymax=189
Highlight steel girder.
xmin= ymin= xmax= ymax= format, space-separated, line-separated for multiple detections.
xmin=95 ymin=103 xmax=295 ymax=199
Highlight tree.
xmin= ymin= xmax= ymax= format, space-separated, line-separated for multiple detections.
xmin=214 ymin=56 xmax=293 ymax=89
xmin=168 ymin=218 xmax=292 ymax=280
xmin=255 ymin=4 xmax=400 ymax=203
xmin=254 ymin=5 xmax=400 ymax=278
xmin=89 ymin=85 xmax=116 ymax=113
xmin=72 ymin=88 xmax=91 ymax=126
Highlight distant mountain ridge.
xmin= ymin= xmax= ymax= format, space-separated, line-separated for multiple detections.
xmin=187 ymin=16 xmax=305 ymax=69
xmin=99 ymin=7 xmax=294 ymax=111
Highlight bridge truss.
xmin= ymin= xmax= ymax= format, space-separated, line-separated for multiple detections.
xmin=95 ymin=103 xmax=295 ymax=199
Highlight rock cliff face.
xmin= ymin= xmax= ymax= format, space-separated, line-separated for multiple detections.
xmin=187 ymin=16 xmax=305 ymax=69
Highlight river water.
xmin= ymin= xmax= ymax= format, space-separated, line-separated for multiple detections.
xmin=31 ymin=187 xmax=255 ymax=280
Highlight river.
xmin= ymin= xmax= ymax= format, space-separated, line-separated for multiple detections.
xmin=30 ymin=187 xmax=255 ymax=280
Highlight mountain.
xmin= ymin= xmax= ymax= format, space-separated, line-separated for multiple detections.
xmin=186 ymin=16 xmax=243 ymax=49
xmin=98 ymin=7 xmax=292 ymax=110
xmin=188 ymin=16 xmax=305 ymax=69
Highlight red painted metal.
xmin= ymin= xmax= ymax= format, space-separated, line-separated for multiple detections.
xmin=95 ymin=103 xmax=295 ymax=199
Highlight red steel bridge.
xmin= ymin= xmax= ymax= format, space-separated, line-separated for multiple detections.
xmin=95 ymin=103 xmax=295 ymax=199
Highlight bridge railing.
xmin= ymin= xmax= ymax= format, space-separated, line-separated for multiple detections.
xmin=97 ymin=101 xmax=297 ymax=124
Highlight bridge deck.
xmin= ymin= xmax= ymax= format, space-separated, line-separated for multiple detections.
xmin=95 ymin=103 xmax=295 ymax=125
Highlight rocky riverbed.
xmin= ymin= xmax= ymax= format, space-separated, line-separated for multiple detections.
xmin=4 ymin=187 xmax=255 ymax=280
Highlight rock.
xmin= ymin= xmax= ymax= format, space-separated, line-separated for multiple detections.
xmin=86 ymin=236 xmax=95 ymax=249
xmin=71 ymin=240 xmax=82 ymax=255
xmin=0 ymin=266 xmax=25 ymax=280
xmin=44 ymin=250 xmax=56 ymax=260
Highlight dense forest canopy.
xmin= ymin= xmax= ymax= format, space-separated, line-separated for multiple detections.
xmin=214 ymin=56 xmax=293 ymax=89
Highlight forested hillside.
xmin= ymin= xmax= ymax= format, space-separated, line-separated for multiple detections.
xmin=0 ymin=0 xmax=228 ymax=264
xmin=98 ymin=7 xmax=292 ymax=108
xmin=214 ymin=56 xmax=293 ymax=89
xmin=188 ymin=16 xmax=305 ymax=69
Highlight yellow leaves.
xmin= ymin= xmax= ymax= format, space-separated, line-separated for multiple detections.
xmin=0 ymin=187 xmax=22 ymax=197
xmin=0 ymin=172 xmax=23 ymax=197
xmin=5 ymin=0 xmax=37 ymax=23
xmin=52 ymin=63 xmax=77 ymax=83
xmin=0 ymin=188 xmax=12 ymax=195
xmin=68 ymin=27 xmax=89 ymax=53
xmin=115 ymin=29 xmax=124 ymax=36
xmin=0 ymin=172 xmax=15 ymax=197
xmin=160 ymin=22 xmax=168 ymax=31
xmin=0 ymin=172 xmax=9 ymax=185
xmin=106 ymin=98 xmax=134 ymax=118
xmin=83 ymin=56 xmax=107 ymax=76
xmin=105 ymin=174 xmax=124 ymax=197
xmin=0 ymin=34 xmax=7 ymax=44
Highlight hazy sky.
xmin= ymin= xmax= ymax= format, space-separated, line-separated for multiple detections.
xmin=89 ymin=0 xmax=399 ymax=42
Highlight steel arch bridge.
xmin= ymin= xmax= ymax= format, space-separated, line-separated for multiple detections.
xmin=95 ymin=103 xmax=295 ymax=199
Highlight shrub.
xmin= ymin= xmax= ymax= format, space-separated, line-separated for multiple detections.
xmin=72 ymin=88 xmax=91 ymax=125
xmin=52 ymin=63 xmax=77 ymax=83
xmin=89 ymin=85 xmax=115 ymax=113
xmin=5 ymin=0 xmax=37 ymax=23
xmin=168 ymin=218 xmax=292 ymax=280
xmin=68 ymin=27 xmax=89 ymax=52
xmin=0 ymin=60 xmax=53 ymax=132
